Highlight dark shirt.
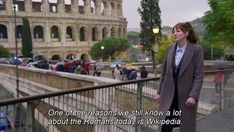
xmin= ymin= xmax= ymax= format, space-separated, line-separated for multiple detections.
xmin=140 ymin=69 xmax=148 ymax=78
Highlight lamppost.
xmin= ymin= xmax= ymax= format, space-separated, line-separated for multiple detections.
xmin=152 ymin=26 xmax=159 ymax=76
xmin=13 ymin=0 xmax=19 ymax=97
xmin=101 ymin=46 xmax=104 ymax=62
xmin=13 ymin=0 xmax=21 ymax=129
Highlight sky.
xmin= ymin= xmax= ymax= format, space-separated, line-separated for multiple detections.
xmin=123 ymin=0 xmax=211 ymax=28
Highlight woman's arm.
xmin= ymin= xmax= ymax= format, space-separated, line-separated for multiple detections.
xmin=189 ymin=45 xmax=204 ymax=101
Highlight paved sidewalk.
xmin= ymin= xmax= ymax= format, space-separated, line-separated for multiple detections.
xmin=174 ymin=107 xmax=234 ymax=132
xmin=196 ymin=106 xmax=234 ymax=132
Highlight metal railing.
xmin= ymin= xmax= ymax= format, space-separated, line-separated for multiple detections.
xmin=0 ymin=69 xmax=234 ymax=132
xmin=200 ymin=69 xmax=234 ymax=112
xmin=0 ymin=78 xmax=159 ymax=132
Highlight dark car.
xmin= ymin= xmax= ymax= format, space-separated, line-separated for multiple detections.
xmin=35 ymin=60 xmax=49 ymax=70
xmin=0 ymin=112 xmax=12 ymax=130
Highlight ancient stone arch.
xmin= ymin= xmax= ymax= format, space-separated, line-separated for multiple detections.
xmin=0 ymin=24 xmax=7 ymax=39
xmin=66 ymin=53 xmax=76 ymax=60
xmin=16 ymin=25 xmax=23 ymax=39
xmin=33 ymin=25 xmax=44 ymax=40
xmin=0 ymin=0 xmax=127 ymax=60
xmin=51 ymin=54 xmax=61 ymax=60
xmin=66 ymin=26 xmax=74 ymax=41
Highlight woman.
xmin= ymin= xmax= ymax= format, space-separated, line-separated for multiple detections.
xmin=155 ymin=22 xmax=204 ymax=132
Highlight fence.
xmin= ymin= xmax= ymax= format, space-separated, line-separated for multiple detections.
xmin=199 ymin=69 xmax=234 ymax=112
xmin=0 ymin=70 xmax=234 ymax=132
xmin=0 ymin=78 xmax=159 ymax=132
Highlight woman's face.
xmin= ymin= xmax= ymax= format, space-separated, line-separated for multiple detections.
xmin=173 ymin=28 xmax=188 ymax=42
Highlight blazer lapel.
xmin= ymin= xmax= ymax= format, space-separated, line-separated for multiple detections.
xmin=179 ymin=42 xmax=195 ymax=77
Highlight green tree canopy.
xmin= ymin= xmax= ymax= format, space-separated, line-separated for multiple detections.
xmin=138 ymin=0 xmax=161 ymax=70
xmin=157 ymin=35 xmax=174 ymax=63
xmin=127 ymin=31 xmax=141 ymax=45
xmin=203 ymin=0 xmax=234 ymax=47
xmin=0 ymin=45 xmax=10 ymax=57
xmin=90 ymin=37 xmax=131 ymax=61
xmin=21 ymin=17 xmax=33 ymax=58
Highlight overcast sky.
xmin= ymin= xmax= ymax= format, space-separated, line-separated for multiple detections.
xmin=123 ymin=0 xmax=211 ymax=28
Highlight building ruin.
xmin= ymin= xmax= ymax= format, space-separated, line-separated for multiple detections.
xmin=0 ymin=0 xmax=127 ymax=60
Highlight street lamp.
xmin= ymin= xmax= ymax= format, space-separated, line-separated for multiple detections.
xmin=13 ymin=0 xmax=21 ymax=129
xmin=101 ymin=46 xmax=104 ymax=62
xmin=153 ymin=27 xmax=159 ymax=35
xmin=152 ymin=26 xmax=159 ymax=76
xmin=13 ymin=0 xmax=19 ymax=98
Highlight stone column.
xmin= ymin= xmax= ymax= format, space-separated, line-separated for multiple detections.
xmin=44 ymin=22 xmax=50 ymax=43
xmin=118 ymin=27 xmax=122 ymax=38
xmin=123 ymin=26 xmax=127 ymax=38
xmin=118 ymin=2 xmax=123 ymax=17
xmin=95 ymin=1 xmax=101 ymax=15
xmin=104 ymin=2 xmax=110 ymax=16
xmin=107 ymin=26 xmax=111 ymax=38
xmin=6 ymin=0 xmax=13 ymax=13
xmin=71 ymin=0 xmax=78 ymax=14
xmin=111 ymin=2 xmax=116 ymax=17
xmin=60 ymin=23 xmax=65 ymax=46
xmin=84 ymin=0 xmax=91 ymax=15
xmin=25 ymin=0 xmax=32 ymax=12
xmin=97 ymin=26 xmax=102 ymax=41
xmin=8 ymin=22 xmax=14 ymax=46
xmin=58 ymin=0 xmax=64 ymax=14
xmin=86 ymin=25 xmax=91 ymax=44
xmin=42 ymin=0 xmax=49 ymax=13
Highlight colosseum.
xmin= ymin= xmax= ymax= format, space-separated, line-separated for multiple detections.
xmin=0 ymin=0 xmax=127 ymax=60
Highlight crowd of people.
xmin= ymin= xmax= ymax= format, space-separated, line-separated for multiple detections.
xmin=111 ymin=64 xmax=148 ymax=81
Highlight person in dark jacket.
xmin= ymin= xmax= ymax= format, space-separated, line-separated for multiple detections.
xmin=140 ymin=66 xmax=148 ymax=78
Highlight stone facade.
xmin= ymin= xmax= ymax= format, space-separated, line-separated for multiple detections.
xmin=0 ymin=0 xmax=127 ymax=60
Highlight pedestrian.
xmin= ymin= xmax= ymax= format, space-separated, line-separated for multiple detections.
xmin=95 ymin=63 xmax=103 ymax=77
xmin=93 ymin=65 xmax=97 ymax=76
xmin=112 ymin=64 xmax=121 ymax=80
xmin=140 ymin=66 xmax=148 ymax=79
xmin=129 ymin=68 xmax=137 ymax=80
xmin=213 ymin=69 xmax=224 ymax=95
xmin=121 ymin=67 xmax=127 ymax=81
xmin=155 ymin=22 xmax=204 ymax=132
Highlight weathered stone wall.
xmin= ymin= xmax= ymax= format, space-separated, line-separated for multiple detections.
xmin=0 ymin=0 xmax=127 ymax=60
xmin=0 ymin=64 xmax=94 ymax=89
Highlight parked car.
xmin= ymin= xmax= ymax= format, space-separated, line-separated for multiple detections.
xmin=8 ymin=57 xmax=22 ymax=65
xmin=0 ymin=112 xmax=12 ymax=130
xmin=35 ymin=60 xmax=49 ymax=70
xmin=0 ymin=58 xmax=9 ymax=64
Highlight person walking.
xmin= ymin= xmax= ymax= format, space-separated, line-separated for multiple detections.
xmin=155 ymin=22 xmax=204 ymax=132
xmin=140 ymin=66 xmax=148 ymax=79
xmin=214 ymin=69 xmax=224 ymax=95
xmin=129 ymin=68 xmax=137 ymax=80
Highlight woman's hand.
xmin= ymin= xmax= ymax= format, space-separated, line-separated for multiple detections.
xmin=185 ymin=97 xmax=197 ymax=107
xmin=155 ymin=94 xmax=160 ymax=103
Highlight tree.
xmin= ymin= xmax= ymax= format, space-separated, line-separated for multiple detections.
xmin=202 ymin=40 xmax=224 ymax=60
xmin=138 ymin=0 xmax=161 ymax=71
xmin=0 ymin=45 xmax=10 ymax=57
xmin=90 ymin=37 xmax=131 ymax=61
xmin=203 ymin=0 xmax=234 ymax=48
xmin=157 ymin=35 xmax=174 ymax=63
xmin=127 ymin=31 xmax=141 ymax=45
xmin=21 ymin=17 xmax=33 ymax=58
